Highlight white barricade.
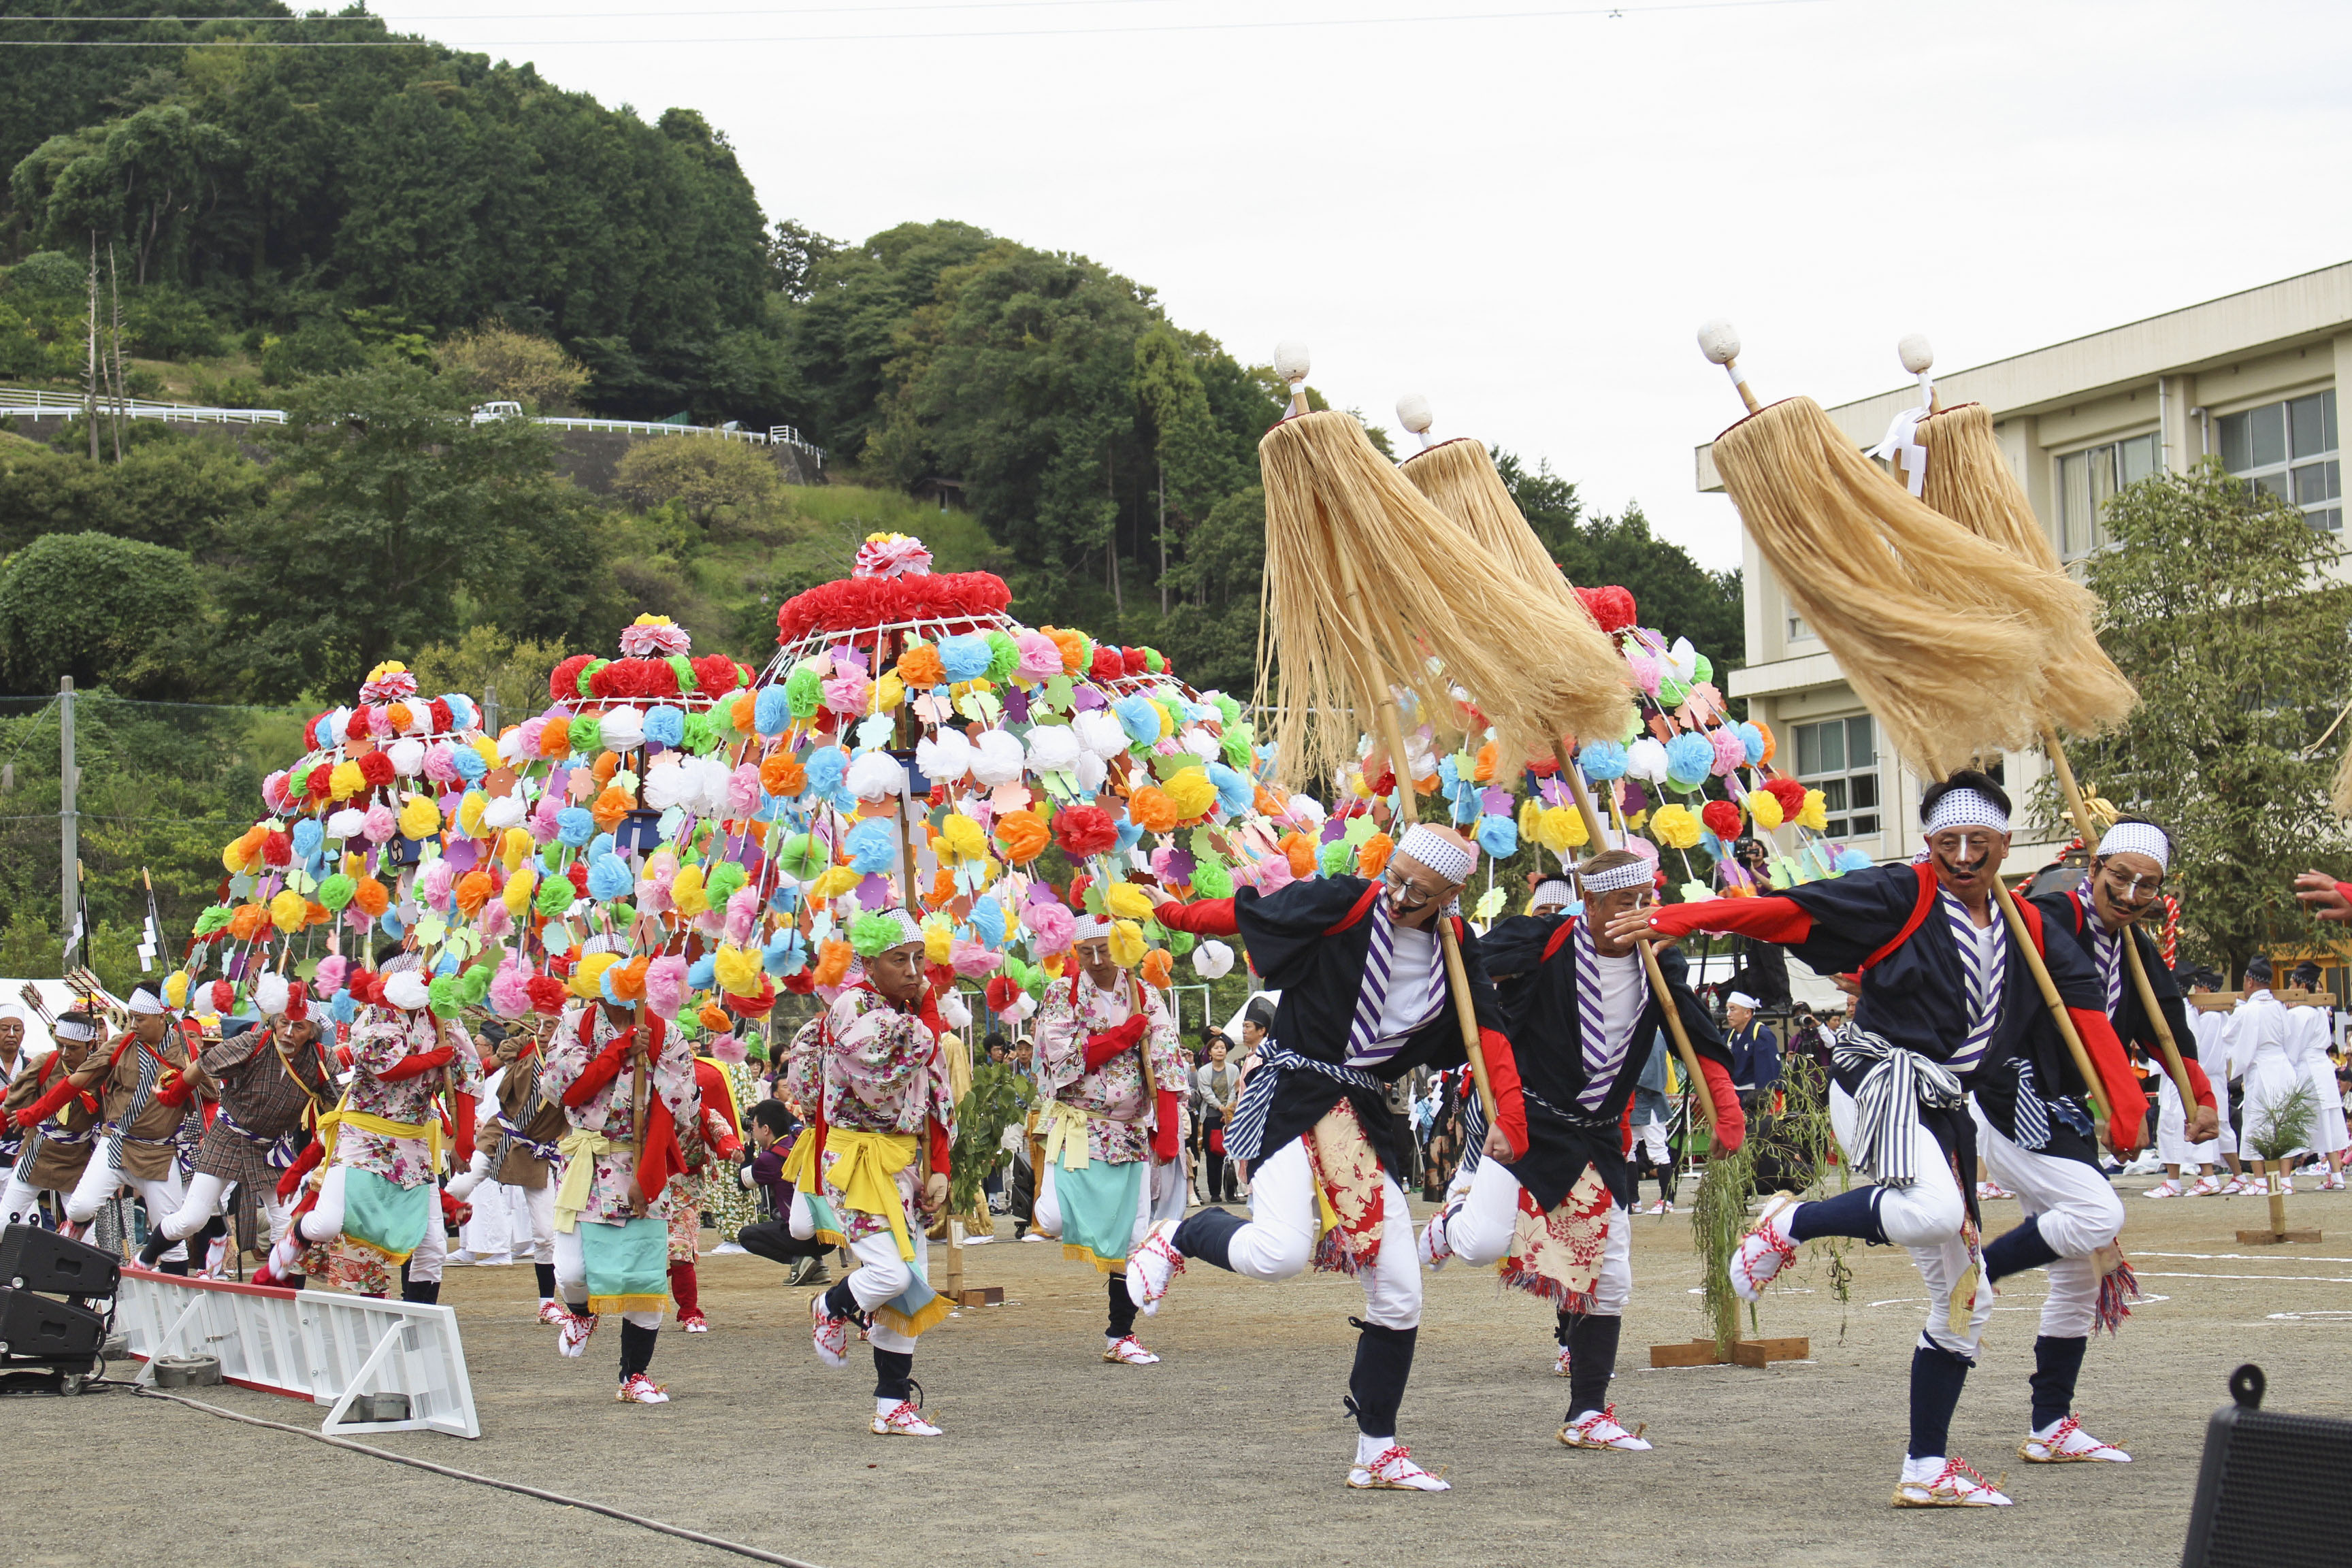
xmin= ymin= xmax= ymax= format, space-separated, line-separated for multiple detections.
xmin=116 ymin=1266 xmax=480 ymax=1439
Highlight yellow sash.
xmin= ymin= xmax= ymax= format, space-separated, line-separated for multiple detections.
xmin=552 ymin=1128 xmax=618 ymax=1235
xmin=316 ymin=1104 xmax=443 ymax=1176
xmin=797 ymin=1126 xmax=920 ymax=1262
xmin=1041 ymin=1099 xmax=1100 ymax=1171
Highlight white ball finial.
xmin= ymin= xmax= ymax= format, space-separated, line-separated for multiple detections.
xmin=1395 ymin=392 xmax=1433 ymax=435
xmin=1897 ymin=333 xmax=1934 ymax=375
xmin=1273 ymin=340 xmax=1311 ymax=382
xmin=1696 ymin=318 xmax=1741 ymax=365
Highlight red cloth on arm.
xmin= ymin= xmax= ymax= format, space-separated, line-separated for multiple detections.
xmin=376 ymin=1045 xmax=455 ymax=1082
xmin=1695 ymin=1054 xmax=1747 ymax=1152
xmin=634 ymin=1099 xmax=687 ymax=1200
xmin=12 ymin=1062 xmax=84 ymax=1128
xmin=1152 ymin=1088 xmax=1181 ymax=1162
xmin=1644 ymin=896 xmax=1814 ymax=945
xmin=2182 ymin=1054 xmax=2216 ymax=1113
xmin=561 ymin=1038 xmax=630 ymax=1107
xmin=1475 ymin=1026 xmax=1529 ymax=1159
xmin=451 ymin=1089 xmax=475 ymax=1162
xmin=1082 ymin=1014 xmax=1149 ymax=1071
xmin=1155 ymin=898 xmax=1238 ymax=936
xmin=275 ymin=1138 xmax=323 ymax=1202
xmin=2070 ymin=1004 xmax=2152 ymax=1153
xmin=926 ymin=1115 xmax=951 ymax=1179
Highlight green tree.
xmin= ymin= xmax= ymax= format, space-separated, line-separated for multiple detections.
xmin=225 ymin=362 xmax=606 ymax=699
xmin=436 ymin=320 xmax=591 ymax=413
xmin=2038 ymin=461 xmax=2352 ymax=980
xmin=611 ymin=436 xmax=781 ymax=529
xmin=407 ymin=623 xmax=567 ymax=720
xmin=10 ymin=103 xmax=242 ymax=285
xmin=0 ymin=531 xmax=210 ymax=696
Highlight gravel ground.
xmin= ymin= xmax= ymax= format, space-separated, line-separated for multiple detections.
xmin=10 ymin=1175 xmax=2351 ymax=1568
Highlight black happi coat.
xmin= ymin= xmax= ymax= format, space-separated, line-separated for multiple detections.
xmin=1737 ymin=862 xmax=2114 ymax=1166
xmin=1482 ymin=913 xmax=1729 ymax=1211
xmin=1196 ymin=876 xmax=1512 ymax=1181
xmin=2029 ymin=887 xmax=2201 ymax=1071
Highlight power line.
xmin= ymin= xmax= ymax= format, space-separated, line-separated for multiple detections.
xmin=0 ymin=0 xmax=1831 ymax=46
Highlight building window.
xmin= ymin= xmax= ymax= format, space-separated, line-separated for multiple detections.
xmin=1793 ymin=715 xmax=1880 ymax=837
xmin=2055 ymin=431 xmax=2160 ymax=557
xmin=1787 ymin=610 xmax=1812 ymax=642
xmin=2220 ymin=389 xmax=2339 ymax=532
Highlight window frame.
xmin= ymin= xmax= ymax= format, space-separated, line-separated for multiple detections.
xmin=2051 ymin=428 xmax=2162 ymax=560
xmin=1791 ymin=713 xmax=1882 ymax=839
xmin=2218 ymin=388 xmax=2340 ymax=534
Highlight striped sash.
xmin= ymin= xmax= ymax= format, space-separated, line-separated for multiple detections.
xmin=1943 ymin=893 xmax=2006 ymax=1075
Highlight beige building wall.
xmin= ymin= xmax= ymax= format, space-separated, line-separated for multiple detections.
xmin=1696 ymin=263 xmax=2352 ymax=877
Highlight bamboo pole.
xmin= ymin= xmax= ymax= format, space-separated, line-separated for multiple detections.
xmin=1328 ymin=542 xmax=1497 ymax=1126
xmin=2040 ymin=726 xmax=2199 ymax=1109
xmin=631 ymin=1000 xmax=650 ymax=1215
xmin=1987 ymin=875 xmax=2114 ymax=1135
xmin=1552 ymin=744 xmax=1717 ymax=1137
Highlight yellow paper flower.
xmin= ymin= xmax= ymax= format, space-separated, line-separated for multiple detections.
xmin=329 ymin=761 xmax=366 ymax=802
xmin=268 ymin=888 xmax=310 ymax=933
xmin=398 ymin=794 xmax=441 ymax=839
xmin=672 ymin=863 xmax=710 ymax=917
xmin=1748 ymin=791 xmax=1784 ymax=830
xmin=713 ymin=945 xmax=764 ymax=994
xmin=499 ymin=826 xmax=534 ymax=870
xmin=924 ymin=919 xmax=954 ymax=965
xmin=570 ymin=950 xmax=621 ymax=999
xmin=808 ymin=865 xmax=861 ymax=899
xmin=1104 ymin=882 xmax=1156 ymax=921
xmin=503 ymin=867 xmax=538 ymax=915
xmin=1797 ymin=789 xmax=1829 ymax=832
xmin=939 ymin=813 xmax=988 ymax=862
xmin=1108 ymin=919 xmax=1147 ymax=968
xmin=457 ymin=789 xmax=489 ymax=838
xmin=1649 ymin=803 xmax=1702 ymax=849
xmin=1536 ymin=804 xmax=1589 ymax=853
xmin=875 ymin=673 xmax=906 ymax=712
xmin=163 ymin=970 xmax=192 ymax=1009
xmin=1164 ymin=768 xmax=1218 ymax=821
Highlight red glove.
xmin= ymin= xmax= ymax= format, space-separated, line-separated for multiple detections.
xmin=1082 ymin=1014 xmax=1149 ymax=1072
xmin=376 ymin=1046 xmax=455 ymax=1083
xmin=275 ymin=1139 xmax=324 ymax=1202
xmin=1696 ymin=1055 xmax=1746 ymax=1153
xmin=12 ymin=1068 xmax=82 ymax=1128
xmin=561 ymin=1036 xmax=632 ymax=1108
xmin=1152 ymin=1088 xmax=1181 ymax=1162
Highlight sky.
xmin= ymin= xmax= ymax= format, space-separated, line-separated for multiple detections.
xmin=370 ymin=0 xmax=2352 ymax=570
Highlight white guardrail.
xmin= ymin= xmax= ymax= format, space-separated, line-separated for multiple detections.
xmin=0 ymin=386 xmax=823 ymax=464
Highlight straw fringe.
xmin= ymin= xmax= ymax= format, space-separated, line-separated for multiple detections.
xmin=1918 ymin=402 xmax=2137 ymax=738
xmin=1710 ymin=396 xmax=2085 ymax=775
xmin=2334 ymin=742 xmax=2352 ymax=819
xmin=1259 ymin=411 xmax=1621 ymax=787
xmin=1401 ymin=436 xmax=1633 ymax=749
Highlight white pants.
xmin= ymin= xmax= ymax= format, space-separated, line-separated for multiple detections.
xmin=159 ymin=1171 xmax=293 ymax=1245
xmin=2306 ymin=1059 xmax=2351 ymax=1156
xmin=1827 ymin=1085 xmax=1986 ymax=1356
xmin=1633 ymin=1116 xmax=1669 ymax=1169
xmin=1033 ymin=1152 xmax=1189 ymax=1251
xmin=1216 ymin=1137 xmax=1422 ymax=1330
xmin=552 ymin=1224 xmax=662 ymax=1330
xmin=1447 ymin=1156 xmax=1632 ymax=1316
xmin=65 ymin=1147 xmax=186 ymax=1262
xmin=1974 ymin=1110 xmax=2126 ymax=1340
xmin=2155 ymin=1075 xmax=2219 ymax=1169
xmin=1 ymin=1173 xmax=67 ymax=1230
xmin=787 ymin=1189 xmax=931 ymax=1354
xmin=285 ymin=1163 xmax=445 ymax=1283
xmin=459 ymin=1179 xmax=542 ymax=1260
xmin=2211 ymin=1068 xmax=2235 ymax=1157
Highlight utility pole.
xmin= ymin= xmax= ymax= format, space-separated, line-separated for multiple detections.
xmin=483 ymin=683 xmax=500 ymax=736
xmin=1158 ymin=462 xmax=1168 ymax=615
xmin=85 ymin=234 xmax=99 ymax=461
xmin=60 ymin=676 xmax=77 ymax=943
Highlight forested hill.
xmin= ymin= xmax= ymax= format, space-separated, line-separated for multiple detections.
xmin=0 ymin=1 xmax=1740 ymax=706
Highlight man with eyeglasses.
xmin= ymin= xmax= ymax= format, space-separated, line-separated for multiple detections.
xmin=1129 ymin=821 xmax=1526 ymax=1492
xmin=1607 ymin=772 xmax=2149 ymax=1506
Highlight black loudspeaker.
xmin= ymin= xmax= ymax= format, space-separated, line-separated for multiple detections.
xmin=2182 ymin=1365 xmax=2352 ymax=1567
xmin=0 ymin=1286 xmax=105 ymax=1360
xmin=0 ymin=1224 xmax=119 ymax=1299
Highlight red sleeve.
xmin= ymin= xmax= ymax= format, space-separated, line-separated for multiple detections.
xmin=440 ymin=1188 xmax=468 ymax=1222
xmin=1644 ymin=895 xmax=1813 ymax=945
xmin=275 ymin=1137 xmax=323 ymax=1201
xmin=1082 ymin=1014 xmax=1149 ymax=1071
xmin=1477 ymin=1026 xmax=1529 ymax=1160
xmin=2182 ymin=1054 xmax=2215 ymax=1112
xmin=560 ymin=1039 xmax=629 ymax=1107
xmin=2070 ymin=1004 xmax=2151 ymax=1153
xmin=927 ymin=1115 xmax=951 ymax=1179
xmin=1156 ymin=898 xmax=1239 ymax=936
xmin=1696 ymin=1054 xmax=1746 ymax=1152
xmin=2337 ymin=881 xmax=2352 ymax=906
xmin=636 ymin=1100 xmax=684 ymax=1198
xmin=376 ymin=1046 xmax=455 ymax=1083
xmin=1152 ymin=1088 xmax=1181 ymax=1162
xmin=451 ymin=1089 xmax=476 ymax=1162
xmin=13 ymin=1068 xmax=80 ymax=1128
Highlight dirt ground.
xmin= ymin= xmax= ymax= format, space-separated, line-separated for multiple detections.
xmin=10 ymin=1174 xmax=2351 ymax=1568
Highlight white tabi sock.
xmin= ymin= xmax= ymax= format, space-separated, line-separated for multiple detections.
xmin=876 ymin=1396 xmax=900 ymax=1416
xmin=1901 ymin=1454 xmax=1943 ymax=1483
xmin=1355 ymin=1433 xmax=1394 ymax=1467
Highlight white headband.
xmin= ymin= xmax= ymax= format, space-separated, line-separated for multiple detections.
xmin=1394 ymin=823 xmax=1475 ymax=885
xmin=1727 ymin=992 xmax=1759 ymax=1010
xmin=1923 ymin=787 xmax=2010 ymax=837
xmin=1581 ymin=859 xmax=1654 ymax=894
xmin=1071 ymin=913 xmax=1115 ymax=941
xmin=53 ymin=1020 xmax=95 ymax=1041
xmin=2096 ymin=821 xmax=2170 ymax=871
xmin=1531 ymin=879 xmax=1577 ymax=909
xmin=127 ymin=991 xmax=168 ymax=1016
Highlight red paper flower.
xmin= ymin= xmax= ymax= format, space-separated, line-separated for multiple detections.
xmin=1122 ymin=647 xmax=1147 ymax=675
xmin=1054 ymin=806 xmax=1118 ymax=858
xmin=358 ymin=751 xmax=396 ymax=789
xmin=1576 ymin=585 xmax=1638 ymax=635
xmin=566 ymin=861 xmax=590 ymax=896
xmin=1764 ymin=777 xmax=1806 ymax=817
xmin=1088 ymin=647 xmax=1124 ymax=682
xmin=774 ymin=572 xmax=1013 ymax=646
xmin=551 ymin=655 xmax=595 ymax=702
xmin=1701 ymin=799 xmax=1744 ymax=840
xmin=306 ymin=763 xmax=334 ymax=801
xmin=428 ymin=698 xmax=453 ymax=734
xmin=209 ymin=980 xmax=235 ymax=1013
xmin=691 ymin=655 xmax=739 ymax=696
xmin=526 ymin=975 xmax=568 ymax=1015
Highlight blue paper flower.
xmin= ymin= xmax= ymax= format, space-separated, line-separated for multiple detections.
xmin=1578 ymin=740 xmax=1629 ymax=781
xmin=644 ymin=705 xmax=686 ymax=748
xmin=1476 ymin=814 xmax=1518 ymax=858
xmin=555 ymin=806 xmax=593 ymax=847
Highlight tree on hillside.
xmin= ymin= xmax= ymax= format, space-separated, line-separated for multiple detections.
xmin=2038 ymin=461 xmax=2352 ymax=981
xmin=10 ymin=103 xmax=241 ymax=285
xmin=225 ymin=363 xmax=606 ymax=699
xmin=612 ymin=436 xmax=781 ymax=529
xmin=436 ymin=320 xmax=591 ymax=412
xmin=408 ymin=623 xmax=566 ymax=721
xmin=0 ymin=531 xmax=210 ymax=696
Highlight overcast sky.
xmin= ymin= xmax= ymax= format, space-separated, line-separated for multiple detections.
xmin=376 ymin=0 xmax=2352 ymax=570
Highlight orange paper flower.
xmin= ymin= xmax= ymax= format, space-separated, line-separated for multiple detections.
xmin=1046 ymin=626 xmax=1087 ymax=674
xmin=1140 ymin=948 xmax=1174 ymax=990
xmin=1473 ymin=742 xmax=1498 ymax=783
xmin=352 ymin=879 xmax=390 ymax=917
xmin=591 ymin=783 xmax=634 ymax=834
xmin=730 ymin=691 xmax=757 ymax=734
xmin=228 ymin=904 xmax=270 ymax=942
xmin=813 ymin=938 xmax=852 ymax=988
xmin=592 ymin=751 xmax=619 ymax=786
xmin=538 ymin=721 xmax=571 ymax=760
xmin=761 ymin=752 xmax=806 ymax=798
xmin=1280 ymin=832 xmax=1317 ymax=879
xmin=455 ymin=870 xmax=494 ymax=915
xmin=385 ymin=702 xmax=412 ymax=733
xmin=896 ymin=642 xmax=946 ymax=689
xmin=698 ymin=1002 xmax=732 ymax=1032
xmin=1356 ymin=832 xmax=1394 ymax=879
xmin=305 ymin=900 xmax=330 ymax=927
xmin=608 ymin=955 xmax=650 ymax=1002
xmin=1127 ymin=785 xmax=1179 ymax=835
xmin=994 ymin=809 xmax=1049 ymax=865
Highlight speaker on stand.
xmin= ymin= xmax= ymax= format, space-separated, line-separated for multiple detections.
xmin=0 ymin=1223 xmax=121 ymax=1396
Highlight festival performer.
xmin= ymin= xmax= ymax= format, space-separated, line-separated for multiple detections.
xmin=0 ymin=1004 xmax=27 ymax=1090
xmin=1030 ymin=911 xmax=1188 ymax=1366
xmin=1133 ymin=822 xmax=1527 ymax=1492
xmin=446 ymin=1018 xmax=571 ymax=1323
xmin=2285 ymin=962 xmax=2349 ymax=1189
xmin=2226 ymin=960 xmax=2304 ymax=1190
xmin=2017 ymin=817 xmax=2216 ymax=1460
xmin=1608 ymin=772 xmax=2147 ymax=1507
xmin=3 ymin=1010 xmax=104 ymax=1230
xmin=783 ymin=909 xmax=956 ymax=1437
xmin=661 ymin=1051 xmax=746 ymax=1333
xmin=1426 ymin=849 xmax=1743 ymax=1451
xmin=2179 ymin=978 xmax=2240 ymax=1195
xmin=257 ymin=963 xmax=483 ymax=1301
xmin=61 ymin=986 xmax=199 ymax=1271
xmin=539 ymin=981 xmax=697 ymax=1405
xmin=142 ymin=1004 xmax=336 ymax=1269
